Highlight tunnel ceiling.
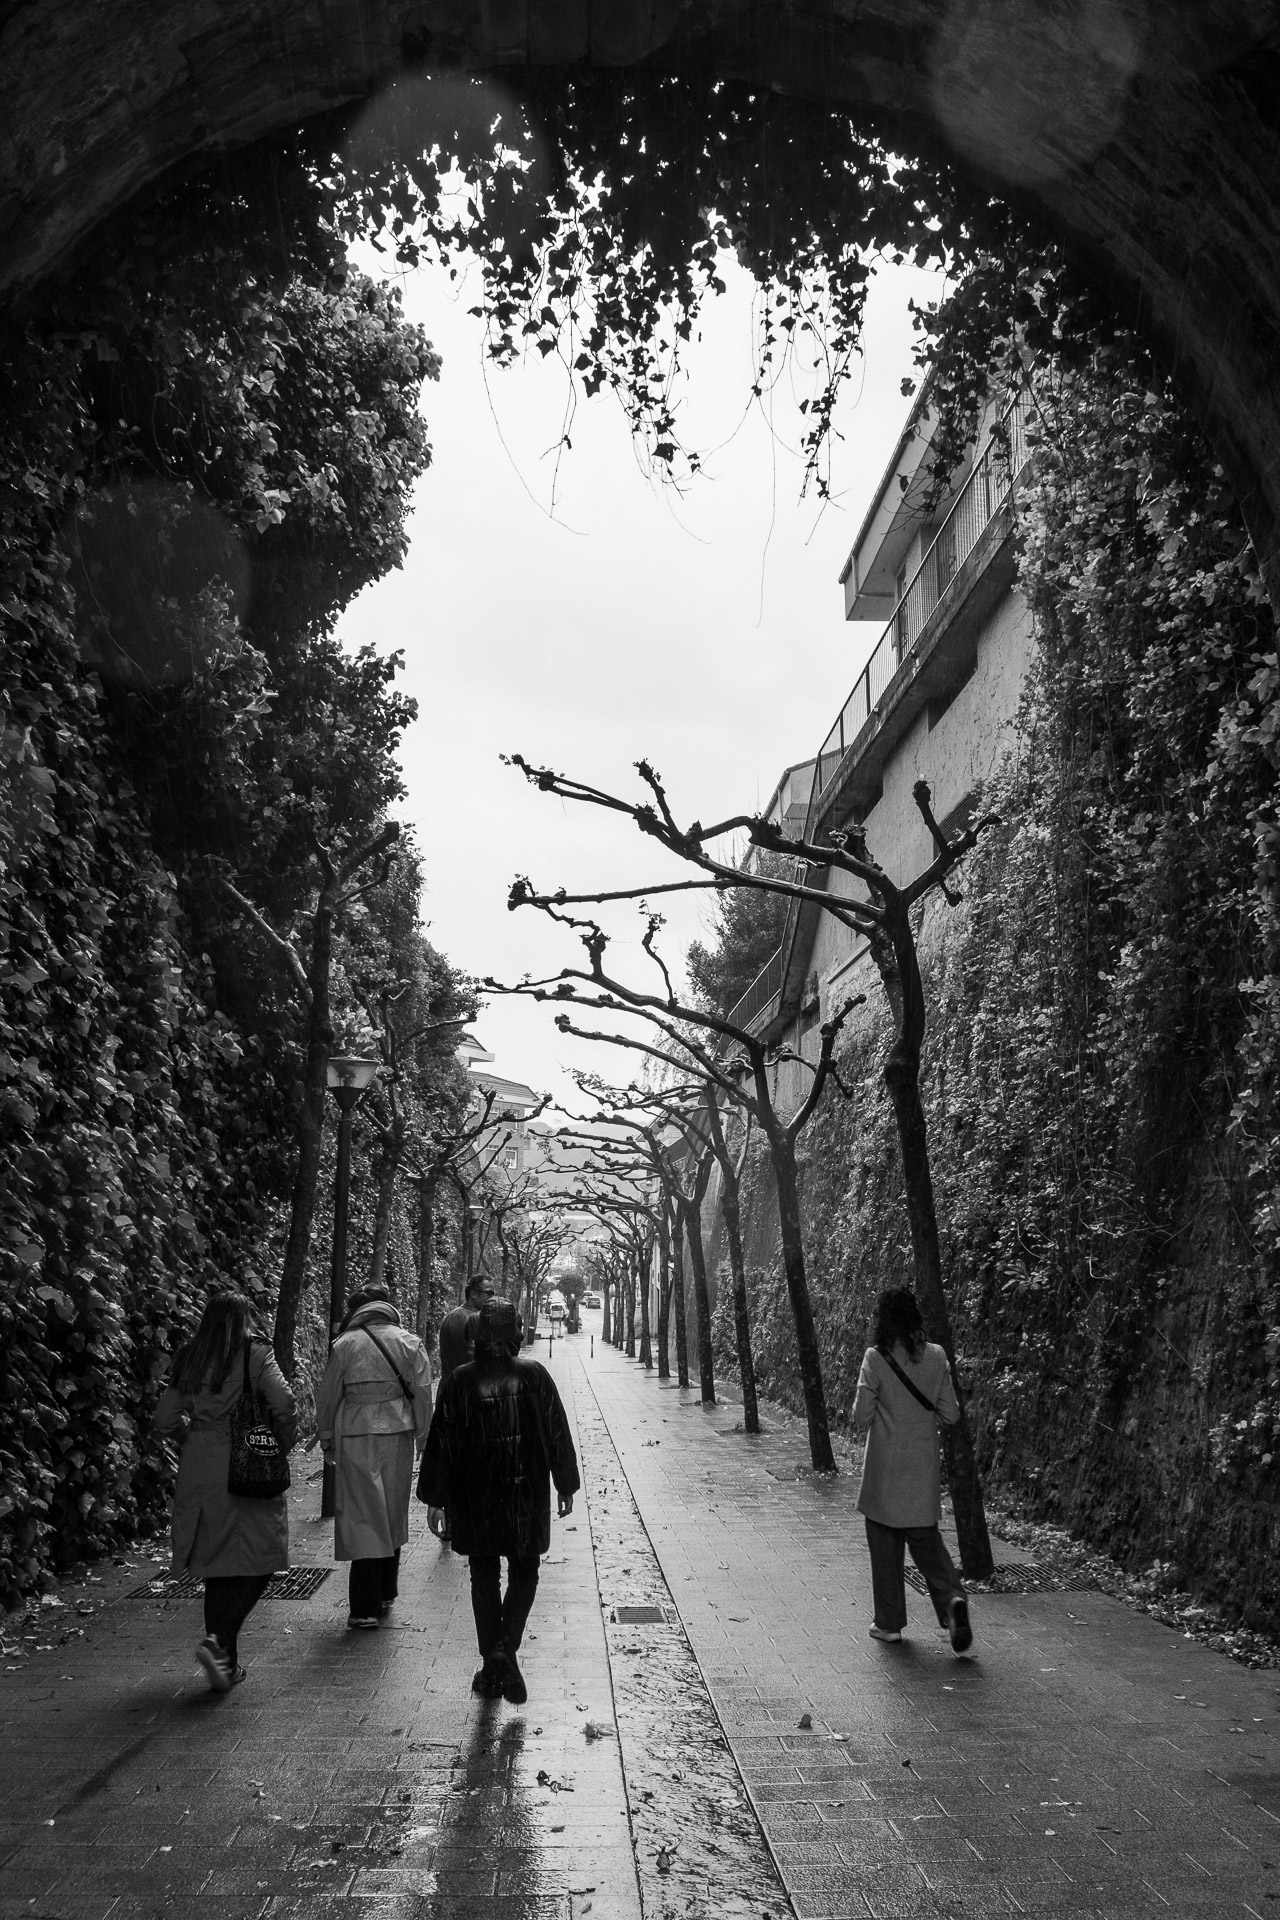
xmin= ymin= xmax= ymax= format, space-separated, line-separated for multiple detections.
xmin=5 ymin=0 xmax=1280 ymax=585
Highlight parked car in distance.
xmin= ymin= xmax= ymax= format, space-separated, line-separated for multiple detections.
xmin=582 ymin=1292 xmax=601 ymax=1309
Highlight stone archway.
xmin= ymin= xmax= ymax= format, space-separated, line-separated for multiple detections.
xmin=5 ymin=1 xmax=1280 ymax=590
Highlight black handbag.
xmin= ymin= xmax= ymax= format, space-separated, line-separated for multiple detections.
xmin=227 ymin=1341 xmax=291 ymax=1499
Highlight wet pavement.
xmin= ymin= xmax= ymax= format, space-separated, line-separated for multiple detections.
xmin=1 ymin=1329 xmax=1278 ymax=1918
xmin=583 ymin=1339 xmax=1280 ymax=1919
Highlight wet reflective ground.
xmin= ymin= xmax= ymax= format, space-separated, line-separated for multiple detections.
xmin=573 ymin=1368 xmax=794 ymax=1920
xmin=0 ymin=1345 xmax=642 ymax=1919
xmin=6 ymin=1332 xmax=1276 ymax=1919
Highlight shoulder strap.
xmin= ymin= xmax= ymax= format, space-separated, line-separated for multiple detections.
xmin=881 ymin=1347 xmax=939 ymax=1415
xmin=360 ymin=1324 xmax=415 ymax=1403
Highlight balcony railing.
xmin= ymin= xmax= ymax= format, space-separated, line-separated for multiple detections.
xmin=725 ymin=944 xmax=784 ymax=1033
xmin=804 ymin=394 xmax=1030 ymax=836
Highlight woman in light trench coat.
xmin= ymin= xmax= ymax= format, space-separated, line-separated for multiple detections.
xmin=854 ymin=1286 xmax=974 ymax=1656
xmin=316 ymin=1286 xmax=433 ymax=1627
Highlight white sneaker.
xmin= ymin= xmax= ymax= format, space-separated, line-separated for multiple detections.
xmin=347 ymin=1614 xmax=380 ymax=1630
xmin=868 ymin=1625 xmax=903 ymax=1643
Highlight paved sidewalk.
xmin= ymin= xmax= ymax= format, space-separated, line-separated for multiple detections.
xmin=0 ymin=1341 xmax=638 ymax=1920
xmin=577 ymin=1334 xmax=1280 ymax=1920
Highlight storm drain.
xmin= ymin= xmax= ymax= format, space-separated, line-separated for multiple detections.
xmin=130 ymin=1566 xmax=334 ymax=1601
xmin=611 ymin=1603 xmax=670 ymax=1624
xmin=906 ymin=1559 xmax=1096 ymax=1596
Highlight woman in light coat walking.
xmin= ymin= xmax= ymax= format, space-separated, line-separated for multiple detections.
xmin=155 ymin=1290 xmax=297 ymax=1691
xmin=854 ymin=1287 xmax=973 ymax=1654
xmin=316 ymin=1285 xmax=433 ymax=1627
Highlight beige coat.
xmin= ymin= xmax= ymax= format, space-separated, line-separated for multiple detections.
xmin=154 ymin=1338 xmax=298 ymax=1579
xmin=315 ymin=1305 xmax=433 ymax=1561
xmin=854 ymin=1341 xmax=960 ymax=1528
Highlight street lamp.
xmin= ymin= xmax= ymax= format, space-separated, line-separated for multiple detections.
xmin=321 ymin=1053 xmax=379 ymax=1519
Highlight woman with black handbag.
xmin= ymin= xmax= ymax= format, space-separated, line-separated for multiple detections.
xmin=155 ymin=1290 xmax=297 ymax=1691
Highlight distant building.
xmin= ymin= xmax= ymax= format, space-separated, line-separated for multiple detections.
xmin=458 ymin=1031 xmax=541 ymax=1178
xmin=734 ymin=382 xmax=1033 ymax=1104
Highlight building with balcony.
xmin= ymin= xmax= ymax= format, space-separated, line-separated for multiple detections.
xmin=728 ymin=383 xmax=1033 ymax=1082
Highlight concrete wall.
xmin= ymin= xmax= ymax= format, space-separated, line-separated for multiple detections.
xmin=765 ymin=574 xmax=1033 ymax=1124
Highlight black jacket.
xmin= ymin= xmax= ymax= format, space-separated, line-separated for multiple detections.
xmin=418 ymin=1354 xmax=580 ymax=1557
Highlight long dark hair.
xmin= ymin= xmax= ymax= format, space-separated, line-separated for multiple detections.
xmin=171 ymin=1290 xmax=252 ymax=1394
xmin=874 ymin=1287 xmax=925 ymax=1362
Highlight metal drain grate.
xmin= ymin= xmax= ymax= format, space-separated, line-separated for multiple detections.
xmin=268 ymin=1566 xmax=334 ymax=1599
xmin=130 ymin=1566 xmax=334 ymax=1601
xmin=905 ymin=1560 xmax=1096 ymax=1597
xmin=611 ymin=1604 xmax=669 ymax=1625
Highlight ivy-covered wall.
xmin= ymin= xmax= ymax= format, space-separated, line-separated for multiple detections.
xmin=0 ymin=155 xmax=466 ymax=1609
xmin=711 ymin=351 xmax=1280 ymax=1629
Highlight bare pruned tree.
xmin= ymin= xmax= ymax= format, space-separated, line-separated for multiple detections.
xmin=503 ymin=753 xmax=998 ymax=1576
xmin=564 ymin=1061 xmax=759 ymax=1422
xmin=487 ymin=896 xmax=859 ymax=1472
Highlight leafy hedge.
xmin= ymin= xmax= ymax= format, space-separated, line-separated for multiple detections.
xmin=0 ymin=153 xmax=452 ymax=1606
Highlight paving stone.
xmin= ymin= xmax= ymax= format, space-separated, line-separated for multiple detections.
xmin=578 ymin=1340 xmax=1280 ymax=1920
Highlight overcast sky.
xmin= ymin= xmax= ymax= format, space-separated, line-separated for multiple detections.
xmin=340 ymin=244 xmax=942 ymax=1109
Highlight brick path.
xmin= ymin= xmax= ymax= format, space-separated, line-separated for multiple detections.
xmin=0 ymin=1341 xmax=639 ymax=1920
xmin=4 ymin=1328 xmax=1280 ymax=1920
xmin=576 ymin=1332 xmax=1280 ymax=1920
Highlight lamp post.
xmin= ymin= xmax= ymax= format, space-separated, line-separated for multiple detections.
xmin=321 ymin=1053 xmax=379 ymax=1520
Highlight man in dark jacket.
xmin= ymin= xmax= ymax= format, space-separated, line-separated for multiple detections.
xmin=419 ymin=1298 xmax=579 ymax=1704
xmin=437 ymin=1273 xmax=495 ymax=1384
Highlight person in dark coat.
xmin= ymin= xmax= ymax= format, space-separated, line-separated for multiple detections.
xmin=437 ymin=1273 xmax=495 ymax=1383
xmin=432 ymin=1274 xmax=495 ymax=1549
xmin=419 ymin=1297 xmax=579 ymax=1704
xmin=154 ymin=1290 xmax=297 ymax=1691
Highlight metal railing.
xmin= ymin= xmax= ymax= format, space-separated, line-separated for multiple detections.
xmin=725 ymin=944 xmax=784 ymax=1033
xmin=804 ymin=394 xmax=1030 ymax=838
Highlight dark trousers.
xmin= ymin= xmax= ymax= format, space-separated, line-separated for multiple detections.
xmin=203 ymin=1574 xmax=271 ymax=1665
xmin=864 ymin=1518 xmax=964 ymax=1631
xmin=349 ymin=1550 xmax=401 ymax=1620
xmin=468 ymin=1554 xmax=539 ymax=1657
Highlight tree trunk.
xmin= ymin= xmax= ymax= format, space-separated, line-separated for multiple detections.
xmin=638 ymin=1244 xmax=653 ymax=1368
xmin=705 ymin=1093 xmax=759 ymax=1433
xmin=719 ymin=1160 xmax=759 ymax=1433
xmin=682 ymin=1190 xmax=715 ymax=1404
xmin=876 ymin=916 xmax=994 ymax=1579
xmin=367 ymin=1138 xmax=399 ymax=1294
xmin=672 ymin=1225 xmax=689 ymax=1389
xmin=656 ymin=1207 xmax=671 ymax=1379
xmin=770 ymin=1129 xmax=835 ymax=1473
xmin=414 ymin=1170 xmax=440 ymax=1353
xmin=624 ymin=1271 xmax=637 ymax=1358
xmin=602 ymin=1280 xmax=612 ymax=1346
xmin=273 ymin=889 xmax=335 ymax=1378
xmin=882 ymin=1047 xmax=994 ymax=1578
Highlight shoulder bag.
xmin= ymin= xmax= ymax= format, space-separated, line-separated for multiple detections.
xmin=227 ymin=1340 xmax=291 ymax=1499
xmin=881 ymin=1347 xmax=941 ymax=1415
xmin=359 ymin=1324 xmax=416 ymax=1403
